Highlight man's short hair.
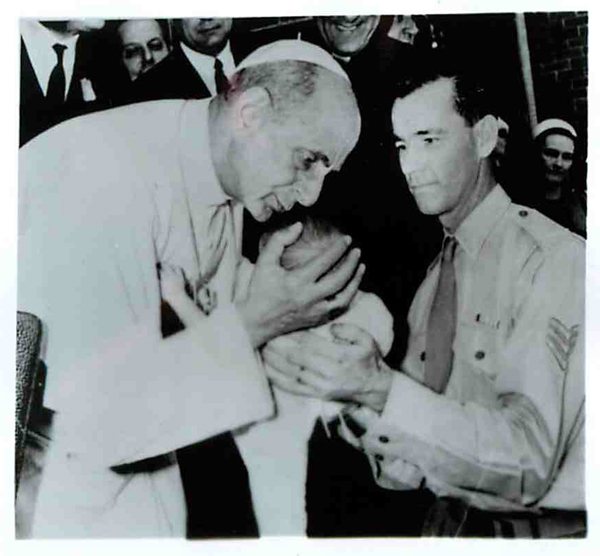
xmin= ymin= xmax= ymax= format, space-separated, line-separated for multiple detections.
xmin=229 ymin=58 xmax=358 ymax=125
xmin=228 ymin=60 xmax=324 ymax=120
xmin=103 ymin=19 xmax=172 ymax=53
xmin=289 ymin=214 xmax=342 ymax=245
xmin=393 ymin=52 xmax=496 ymax=126
xmin=260 ymin=214 xmax=343 ymax=270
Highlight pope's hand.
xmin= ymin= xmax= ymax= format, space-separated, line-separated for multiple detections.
xmin=237 ymin=222 xmax=364 ymax=347
xmin=262 ymin=323 xmax=393 ymax=412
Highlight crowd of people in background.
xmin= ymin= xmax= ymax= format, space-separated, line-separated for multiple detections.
xmin=20 ymin=15 xmax=587 ymax=236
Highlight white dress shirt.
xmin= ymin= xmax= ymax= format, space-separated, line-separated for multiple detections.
xmin=180 ymin=40 xmax=236 ymax=96
xmin=20 ymin=19 xmax=79 ymax=99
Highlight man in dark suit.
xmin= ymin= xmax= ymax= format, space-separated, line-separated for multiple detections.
xmin=124 ymin=18 xmax=253 ymax=103
xmin=19 ymin=19 xmax=109 ymax=146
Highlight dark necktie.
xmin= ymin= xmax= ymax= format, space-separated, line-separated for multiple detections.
xmin=214 ymin=57 xmax=230 ymax=94
xmin=47 ymin=43 xmax=67 ymax=106
xmin=424 ymin=236 xmax=458 ymax=394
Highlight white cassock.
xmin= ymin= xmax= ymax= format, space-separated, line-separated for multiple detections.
xmin=18 ymin=98 xmax=273 ymax=537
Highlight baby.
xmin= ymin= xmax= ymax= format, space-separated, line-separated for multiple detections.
xmin=160 ymin=216 xmax=394 ymax=536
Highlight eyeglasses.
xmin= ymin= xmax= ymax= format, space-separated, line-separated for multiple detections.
xmin=122 ymin=38 xmax=167 ymax=60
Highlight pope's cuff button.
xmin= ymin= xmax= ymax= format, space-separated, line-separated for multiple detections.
xmin=379 ymin=435 xmax=389 ymax=444
xmin=420 ymin=351 xmax=426 ymax=361
xmin=475 ymin=350 xmax=486 ymax=360
xmin=375 ymin=454 xmax=384 ymax=461
xmin=519 ymin=209 xmax=528 ymax=217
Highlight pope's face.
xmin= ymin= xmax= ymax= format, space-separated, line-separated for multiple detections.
xmin=231 ymin=82 xmax=361 ymax=222
xmin=540 ymin=133 xmax=575 ymax=185
xmin=317 ymin=16 xmax=380 ymax=58
xmin=178 ymin=18 xmax=233 ymax=56
xmin=392 ymin=78 xmax=481 ymax=231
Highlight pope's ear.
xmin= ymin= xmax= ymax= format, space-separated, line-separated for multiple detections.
xmin=235 ymin=86 xmax=272 ymax=131
xmin=473 ymin=114 xmax=499 ymax=159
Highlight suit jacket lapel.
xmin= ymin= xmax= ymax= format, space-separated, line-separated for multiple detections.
xmin=20 ymin=39 xmax=45 ymax=104
xmin=172 ymin=46 xmax=212 ymax=99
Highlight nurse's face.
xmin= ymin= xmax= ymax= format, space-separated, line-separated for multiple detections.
xmin=540 ymin=133 xmax=575 ymax=185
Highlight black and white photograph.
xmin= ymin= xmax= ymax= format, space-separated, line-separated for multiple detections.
xmin=2 ymin=0 xmax=595 ymax=551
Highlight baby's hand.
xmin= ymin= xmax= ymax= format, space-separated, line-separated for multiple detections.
xmin=196 ymin=285 xmax=218 ymax=316
xmin=159 ymin=264 xmax=214 ymax=327
xmin=159 ymin=264 xmax=188 ymax=304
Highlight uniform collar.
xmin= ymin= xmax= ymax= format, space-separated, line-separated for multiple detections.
xmin=179 ymin=99 xmax=231 ymax=207
xmin=453 ymin=184 xmax=512 ymax=259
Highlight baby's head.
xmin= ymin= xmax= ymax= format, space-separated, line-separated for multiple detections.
xmin=260 ymin=215 xmax=343 ymax=270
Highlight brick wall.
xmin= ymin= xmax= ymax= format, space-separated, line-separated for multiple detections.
xmin=525 ymin=11 xmax=588 ymax=149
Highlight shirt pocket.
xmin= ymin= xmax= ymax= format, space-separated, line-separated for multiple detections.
xmin=454 ymin=317 xmax=500 ymax=382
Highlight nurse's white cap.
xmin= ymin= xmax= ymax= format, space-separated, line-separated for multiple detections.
xmin=235 ymin=39 xmax=350 ymax=83
xmin=533 ymin=118 xmax=577 ymax=140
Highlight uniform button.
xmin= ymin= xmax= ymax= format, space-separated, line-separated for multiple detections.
xmin=375 ymin=454 xmax=384 ymax=461
xmin=519 ymin=209 xmax=528 ymax=217
xmin=475 ymin=350 xmax=486 ymax=360
xmin=420 ymin=351 xmax=426 ymax=361
xmin=379 ymin=435 xmax=389 ymax=444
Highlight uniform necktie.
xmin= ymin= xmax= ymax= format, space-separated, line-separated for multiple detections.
xmin=425 ymin=236 xmax=458 ymax=394
xmin=214 ymin=57 xmax=230 ymax=94
xmin=47 ymin=43 xmax=67 ymax=106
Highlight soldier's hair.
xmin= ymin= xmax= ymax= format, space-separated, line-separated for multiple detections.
xmin=394 ymin=52 xmax=496 ymax=126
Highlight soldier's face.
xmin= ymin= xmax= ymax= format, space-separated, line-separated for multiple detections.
xmin=392 ymin=78 xmax=481 ymax=231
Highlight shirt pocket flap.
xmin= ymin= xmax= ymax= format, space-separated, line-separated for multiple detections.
xmin=455 ymin=320 xmax=498 ymax=380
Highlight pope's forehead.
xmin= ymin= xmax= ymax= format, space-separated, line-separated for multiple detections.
xmin=314 ymin=72 xmax=357 ymax=111
xmin=304 ymin=122 xmax=356 ymax=170
xmin=304 ymin=88 xmax=359 ymax=145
